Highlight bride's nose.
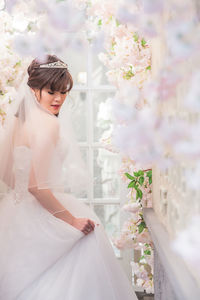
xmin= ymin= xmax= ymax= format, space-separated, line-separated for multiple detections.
xmin=54 ymin=93 xmax=61 ymax=101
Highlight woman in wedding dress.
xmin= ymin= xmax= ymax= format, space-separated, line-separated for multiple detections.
xmin=0 ymin=54 xmax=138 ymax=300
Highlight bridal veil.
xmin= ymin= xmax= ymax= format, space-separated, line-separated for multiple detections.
xmin=0 ymin=74 xmax=89 ymax=196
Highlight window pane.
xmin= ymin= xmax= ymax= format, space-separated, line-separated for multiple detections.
xmin=93 ymin=92 xmax=115 ymax=143
xmin=69 ymin=91 xmax=87 ymax=142
xmin=73 ymin=146 xmax=88 ymax=199
xmin=93 ymin=148 xmax=120 ymax=199
xmin=93 ymin=204 xmax=121 ymax=257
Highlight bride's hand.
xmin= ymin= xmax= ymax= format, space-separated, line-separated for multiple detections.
xmin=71 ymin=217 xmax=98 ymax=235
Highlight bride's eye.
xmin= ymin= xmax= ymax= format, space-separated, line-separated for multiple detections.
xmin=48 ymin=91 xmax=54 ymax=95
xmin=61 ymin=91 xmax=67 ymax=94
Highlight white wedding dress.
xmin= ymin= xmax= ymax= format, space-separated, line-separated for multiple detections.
xmin=0 ymin=145 xmax=138 ymax=300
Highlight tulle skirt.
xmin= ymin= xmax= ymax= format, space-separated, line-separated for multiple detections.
xmin=0 ymin=190 xmax=137 ymax=300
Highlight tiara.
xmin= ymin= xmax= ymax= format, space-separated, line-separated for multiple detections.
xmin=38 ymin=61 xmax=68 ymax=69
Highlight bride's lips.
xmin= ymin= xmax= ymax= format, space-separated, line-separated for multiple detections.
xmin=51 ymin=105 xmax=60 ymax=109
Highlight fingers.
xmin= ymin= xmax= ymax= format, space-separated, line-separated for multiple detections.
xmin=81 ymin=219 xmax=100 ymax=235
xmin=88 ymin=219 xmax=95 ymax=230
xmin=83 ymin=219 xmax=94 ymax=235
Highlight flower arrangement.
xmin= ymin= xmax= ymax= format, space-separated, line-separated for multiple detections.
xmin=83 ymin=1 xmax=154 ymax=292
xmin=98 ymin=25 xmax=151 ymax=88
xmin=112 ymin=167 xmax=154 ymax=293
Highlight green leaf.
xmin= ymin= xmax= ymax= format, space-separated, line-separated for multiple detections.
xmin=138 ymin=170 xmax=144 ymax=176
xmin=134 ymin=172 xmax=140 ymax=177
xmin=137 ymin=188 xmax=143 ymax=199
xmin=98 ymin=19 xmax=102 ymax=26
xmin=125 ymin=172 xmax=134 ymax=180
xmin=141 ymin=38 xmax=147 ymax=47
xmin=144 ymin=250 xmax=151 ymax=255
xmin=128 ymin=181 xmax=136 ymax=188
xmin=139 ymin=176 xmax=144 ymax=186
xmin=116 ymin=19 xmax=120 ymax=26
xmin=138 ymin=222 xmax=146 ymax=234
xmin=133 ymin=33 xmax=139 ymax=42
xmin=139 ymin=255 xmax=145 ymax=261
xmin=146 ymin=170 xmax=152 ymax=177
xmin=123 ymin=69 xmax=134 ymax=80
xmin=146 ymin=65 xmax=151 ymax=70
xmin=136 ymin=188 xmax=143 ymax=200
xmin=146 ymin=170 xmax=152 ymax=185
xmin=15 ymin=60 xmax=21 ymax=67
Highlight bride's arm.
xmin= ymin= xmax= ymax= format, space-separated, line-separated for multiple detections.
xmin=27 ymin=120 xmax=95 ymax=233
xmin=28 ymin=166 xmax=96 ymax=234
xmin=28 ymin=186 xmax=75 ymax=225
xmin=28 ymin=165 xmax=75 ymax=224
xmin=29 ymin=186 xmax=96 ymax=234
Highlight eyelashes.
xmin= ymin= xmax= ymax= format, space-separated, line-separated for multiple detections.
xmin=48 ymin=91 xmax=67 ymax=95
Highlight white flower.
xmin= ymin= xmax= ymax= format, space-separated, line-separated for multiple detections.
xmin=122 ymin=202 xmax=141 ymax=213
xmin=137 ymin=230 xmax=151 ymax=244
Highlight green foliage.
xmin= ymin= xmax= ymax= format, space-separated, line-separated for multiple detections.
xmin=144 ymin=249 xmax=151 ymax=255
xmin=146 ymin=170 xmax=152 ymax=185
xmin=128 ymin=181 xmax=136 ymax=188
xmin=141 ymin=38 xmax=147 ymax=47
xmin=98 ymin=19 xmax=102 ymax=26
xmin=116 ymin=19 xmax=120 ymax=26
xmin=134 ymin=170 xmax=144 ymax=177
xmin=139 ymin=255 xmax=145 ymax=262
xmin=133 ymin=33 xmax=139 ymax=42
xmin=125 ymin=169 xmax=152 ymax=201
xmin=138 ymin=221 xmax=147 ymax=233
xmin=123 ymin=66 xmax=134 ymax=80
xmin=146 ymin=65 xmax=151 ymax=71
xmin=14 ymin=60 xmax=21 ymax=67
xmin=139 ymin=176 xmax=144 ymax=186
xmin=125 ymin=172 xmax=134 ymax=180
xmin=136 ymin=188 xmax=143 ymax=200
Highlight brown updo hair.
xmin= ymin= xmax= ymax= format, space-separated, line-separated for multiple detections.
xmin=27 ymin=54 xmax=73 ymax=96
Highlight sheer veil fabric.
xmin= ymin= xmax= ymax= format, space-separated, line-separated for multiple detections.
xmin=0 ymin=74 xmax=89 ymax=197
xmin=0 ymin=74 xmax=138 ymax=300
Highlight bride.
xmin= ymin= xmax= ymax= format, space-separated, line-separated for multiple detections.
xmin=0 ymin=54 xmax=138 ymax=300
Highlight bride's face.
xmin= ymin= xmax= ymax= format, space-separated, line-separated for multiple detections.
xmin=33 ymin=87 xmax=68 ymax=115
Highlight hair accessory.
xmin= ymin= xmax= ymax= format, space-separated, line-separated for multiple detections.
xmin=38 ymin=61 xmax=68 ymax=69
